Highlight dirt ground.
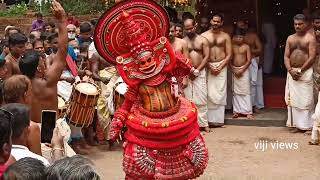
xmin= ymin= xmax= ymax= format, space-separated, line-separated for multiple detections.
xmin=87 ymin=126 xmax=320 ymax=180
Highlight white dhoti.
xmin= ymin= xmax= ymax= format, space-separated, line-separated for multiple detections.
xmin=285 ymin=68 xmax=314 ymax=130
xmin=96 ymin=67 xmax=119 ymax=140
xmin=207 ymin=62 xmax=227 ymax=125
xmin=233 ymin=68 xmax=252 ymax=115
xmin=311 ymin=94 xmax=320 ymax=142
xmin=249 ymin=57 xmax=264 ymax=109
xmin=184 ymin=69 xmax=208 ymax=127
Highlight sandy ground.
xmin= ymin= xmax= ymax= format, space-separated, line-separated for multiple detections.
xmin=87 ymin=126 xmax=320 ymax=180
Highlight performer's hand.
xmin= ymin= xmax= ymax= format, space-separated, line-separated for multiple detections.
xmin=108 ymin=117 xmax=124 ymax=141
xmin=51 ymin=0 xmax=66 ymax=21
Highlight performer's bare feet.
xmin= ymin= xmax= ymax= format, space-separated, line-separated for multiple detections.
xmin=308 ymin=140 xmax=319 ymax=145
xmin=247 ymin=114 xmax=254 ymax=120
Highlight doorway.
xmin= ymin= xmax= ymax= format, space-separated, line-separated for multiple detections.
xmin=259 ymin=0 xmax=308 ymax=76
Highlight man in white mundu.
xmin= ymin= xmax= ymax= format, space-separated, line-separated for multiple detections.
xmin=202 ymin=13 xmax=232 ymax=127
xmin=183 ymin=18 xmax=211 ymax=132
xmin=284 ymin=14 xmax=317 ymax=132
xmin=231 ymin=29 xmax=253 ymax=119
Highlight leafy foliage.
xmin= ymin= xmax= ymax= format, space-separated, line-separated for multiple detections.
xmin=30 ymin=0 xmax=106 ymax=16
xmin=0 ymin=3 xmax=28 ymax=17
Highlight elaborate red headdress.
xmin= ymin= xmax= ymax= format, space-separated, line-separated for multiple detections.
xmin=94 ymin=0 xmax=170 ymax=64
xmin=94 ymin=0 xmax=176 ymax=87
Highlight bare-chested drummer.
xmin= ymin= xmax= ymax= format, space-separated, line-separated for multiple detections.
xmin=90 ymin=51 xmax=119 ymax=144
xmin=284 ymin=14 xmax=317 ymax=133
xmin=19 ymin=0 xmax=68 ymax=124
xmin=202 ymin=13 xmax=232 ymax=127
xmin=183 ymin=18 xmax=210 ymax=132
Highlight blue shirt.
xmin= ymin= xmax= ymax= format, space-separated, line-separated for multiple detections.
xmin=68 ymin=46 xmax=77 ymax=61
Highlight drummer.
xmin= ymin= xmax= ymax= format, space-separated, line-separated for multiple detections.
xmin=90 ymin=51 xmax=119 ymax=144
xmin=57 ymin=51 xmax=92 ymax=155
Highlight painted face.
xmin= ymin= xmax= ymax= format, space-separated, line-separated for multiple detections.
xmin=138 ymin=51 xmax=156 ymax=74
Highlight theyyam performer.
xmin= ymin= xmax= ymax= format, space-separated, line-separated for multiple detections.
xmin=94 ymin=0 xmax=208 ymax=179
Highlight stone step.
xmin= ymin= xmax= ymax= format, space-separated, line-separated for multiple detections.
xmin=224 ymin=108 xmax=287 ymax=127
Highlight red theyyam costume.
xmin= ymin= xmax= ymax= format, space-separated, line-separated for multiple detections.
xmin=94 ymin=0 xmax=208 ymax=179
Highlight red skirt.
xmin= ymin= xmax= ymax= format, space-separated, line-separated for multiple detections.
xmin=123 ymin=97 xmax=209 ymax=179
xmin=123 ymin=135 xmax=208 ymax=180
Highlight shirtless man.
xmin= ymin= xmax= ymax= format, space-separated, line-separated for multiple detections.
xmin=237 ymin=20 xmax=264 ymax=112
xmin=19 ymin=0 xmax=68 ymax=123
xmin=169 ymin=22 xmax=189 ymax=94
xmin=231 ymin=29 xmax=253 ymax=119
xmin=202 ymin=13 xmax=232 ymax=127
xmin=198 ymin=17 xmax=210 ymax=34
xmin=175 ymin=23 xmax=184 ymax=39
xmin=3 ymin=75 xmax=41 ymax=155
xmin=33 ymin=39 xmax=45 ymax=55
xmin=284 ymin=14 xmax=317 ymax=132
xmin=5 ymin=32 xmax=28 ymax=75
xmin=183 ymin=18 xmax=210 ymax=132
xmin=169 ymin=22 xmax=189 ymax=57
xmin=90 ymin=52 xmax=119 ymax=145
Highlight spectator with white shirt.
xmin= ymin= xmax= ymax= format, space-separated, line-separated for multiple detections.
xmin=1 ymin=103 xmax=50 ymax=166
xmin=1 ymin=103 xmax=65 ymax=166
